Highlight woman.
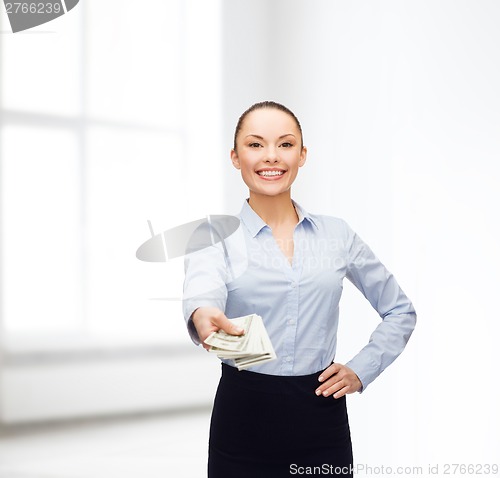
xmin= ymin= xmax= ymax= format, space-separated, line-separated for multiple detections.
xmin=183 ymin=101 xmax=416 ymax=477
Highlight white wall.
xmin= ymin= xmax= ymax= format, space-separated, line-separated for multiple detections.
xmin=221 ymin=0 xmax=500 ymax=470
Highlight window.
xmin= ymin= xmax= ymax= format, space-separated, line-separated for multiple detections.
xmin=1 ymin=0 xmax=222 ymax=350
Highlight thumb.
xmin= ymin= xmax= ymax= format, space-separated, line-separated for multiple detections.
xmin=215 ymin=315 xmax=245 ymax=336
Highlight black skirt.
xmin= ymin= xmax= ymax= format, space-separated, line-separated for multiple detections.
xmin=208 ymin=363 xmax=353 ymax=478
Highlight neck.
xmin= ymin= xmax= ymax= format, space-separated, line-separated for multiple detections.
xmin=247 ymin=191 xmax=298 ymax=228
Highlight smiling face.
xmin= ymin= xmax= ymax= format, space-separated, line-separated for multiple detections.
xmin=231 ymin=108 xmax=307 ymax=199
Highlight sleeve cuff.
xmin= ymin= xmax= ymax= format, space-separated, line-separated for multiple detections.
xmin=345 ymin=356 xmax=381 ymax=394
xmin=186 ymin=308 xmax=202 ymax=346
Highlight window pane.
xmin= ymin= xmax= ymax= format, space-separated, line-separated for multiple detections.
xmin=0 ymin=9 xmax=81 ymax=116
xmin=1 ymin=126 xmax=82 ymax=334
xmin=86 ymin=0 xmax=182 ymax=128
xmin=85 ymin=126 xmax=187 ymax=343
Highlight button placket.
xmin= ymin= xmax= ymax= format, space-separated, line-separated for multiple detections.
xmin=282 ymin=232 xmax=303 ymax=373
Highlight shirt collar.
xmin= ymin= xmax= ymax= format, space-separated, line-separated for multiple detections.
xmin=239 ymin=198 xmax=319 ymax=238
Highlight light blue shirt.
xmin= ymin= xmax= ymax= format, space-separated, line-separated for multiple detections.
xmin=183 ymin=199 xmax=416 ymax=392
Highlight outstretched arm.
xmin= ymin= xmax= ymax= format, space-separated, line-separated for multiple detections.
xmin=183 ymin=242 xmax=230 ymax=345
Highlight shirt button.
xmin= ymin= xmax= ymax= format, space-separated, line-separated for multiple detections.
xmin=290 ymin=281 xmax=296 ymax=288
xmin=287 ymin=319 xmax=295 ymax=325
xmin=285 ymin=356 xmax=292 ymax=362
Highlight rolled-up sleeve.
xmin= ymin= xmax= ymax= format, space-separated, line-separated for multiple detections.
xmin=342 ymin=221 xmax=417 ymax=392
xmin=182 ymin=242 xmax=228 ymax=345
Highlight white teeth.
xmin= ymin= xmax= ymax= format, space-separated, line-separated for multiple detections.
xmin=257 ymin=170 xmax=285 ymax=177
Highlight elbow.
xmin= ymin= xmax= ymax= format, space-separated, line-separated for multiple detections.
xmin=410 ymin=303 xmax=417 ymax=328
xmin=390 ymin=304 xmax=417 ymax=340
xmin=406 ymin=308 xmax=417 ymax=341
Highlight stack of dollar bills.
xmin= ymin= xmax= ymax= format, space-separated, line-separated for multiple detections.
xmin=204 ymin=313 xmax=277 ymax=370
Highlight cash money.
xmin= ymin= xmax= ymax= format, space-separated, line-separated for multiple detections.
xmin=204 ymin=313 xmax=277 ymax=370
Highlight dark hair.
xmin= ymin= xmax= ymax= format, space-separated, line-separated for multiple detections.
xmin=233 ymin=101 xmax=304 ymax=150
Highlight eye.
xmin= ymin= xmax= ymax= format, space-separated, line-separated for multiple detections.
xmin=280 ymin=142 xmax=293 ymax=148
xmin=249 ymin=142 xmax=262 ymax=148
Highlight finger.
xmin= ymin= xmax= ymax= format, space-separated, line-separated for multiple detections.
xmin=315 ymin=375 xmax=341 ymax=395
xmin=318 ymin=363 xmax=340 ymax=382
xmin=213 ymin=314 xmax=245 ymax=336
xmin=201 ymin=324 xmax=221 ymax=348
xmin=321 ymin=380 xmax=345 ymax=398
xmin=333 ymin=385 xmax=350 ymax=399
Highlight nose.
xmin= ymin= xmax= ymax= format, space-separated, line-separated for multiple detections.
xmin=265 ymin=146 xmax=279 ymax=163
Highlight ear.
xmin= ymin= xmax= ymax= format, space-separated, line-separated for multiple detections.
xmin=230 ymin=149 xmax=241 ymax=169
xmin=298 ymin=146 xmax=307 ymax=167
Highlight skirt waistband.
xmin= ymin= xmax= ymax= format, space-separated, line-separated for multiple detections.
xmin=220 ymin=362 xmax=327 ymax=394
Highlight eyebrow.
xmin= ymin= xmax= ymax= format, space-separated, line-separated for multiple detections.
xmin=244 ymin=134 xmax=296 ymax=140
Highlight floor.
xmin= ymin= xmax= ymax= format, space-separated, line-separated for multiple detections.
xmin=0 ymin=408 xmax=212 ymax=478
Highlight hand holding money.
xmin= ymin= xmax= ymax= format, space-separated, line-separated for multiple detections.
xmin=191 ymin=307 xmax=244 ymax=351
xmin=204 ymin=314 xmax=277 ymax=370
